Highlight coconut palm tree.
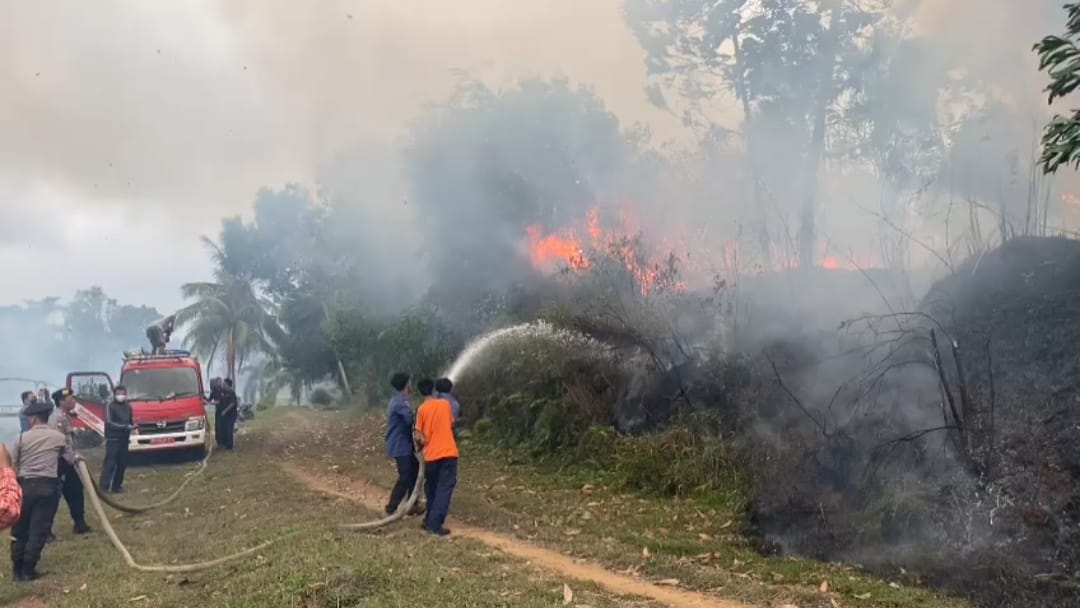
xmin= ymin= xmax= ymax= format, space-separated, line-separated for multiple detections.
xmin=176 ymin=237 xmax=284 ymax=382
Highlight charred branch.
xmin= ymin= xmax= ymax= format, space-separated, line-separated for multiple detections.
xmin=766 ymin=355 xmax=829 ymax=437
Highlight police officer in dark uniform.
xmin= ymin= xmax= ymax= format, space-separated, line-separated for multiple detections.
xmin=11 ymin=398 xmax=76 ymax=581
xmin=207 ymin=377 xmax=224 ymax=448
xmin=216 ymin=379 xmax=239 ymax=450
xmin=49 ymin=388 xmax=90 ymax=535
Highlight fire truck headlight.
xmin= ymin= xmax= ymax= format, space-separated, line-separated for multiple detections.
xmin=185 ymin=417 xmax=205 ymax=431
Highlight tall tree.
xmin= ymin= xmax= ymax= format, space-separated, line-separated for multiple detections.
xmin=176 ymin=238 xmax=283 ymax=382
xmin=625 ymin=0 xmax=918 ymax=268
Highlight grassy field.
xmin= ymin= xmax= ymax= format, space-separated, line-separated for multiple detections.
xmin=0 ymin=414 xmax=653 ymax=608
xmin=279 ymin=409 xmax=968 ymax=608
xmin=0 ymin=408 xmax=970 ymax=608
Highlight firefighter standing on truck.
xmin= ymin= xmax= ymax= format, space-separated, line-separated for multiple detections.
xmin=48 ymin=388 xmax=91 ymax=535
xmin=145 ymin=314 xmax=176 ymax=355
xmin=10 ymin=398 xmax=76 ymax=581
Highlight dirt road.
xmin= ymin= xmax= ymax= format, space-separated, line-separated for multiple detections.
xmin=282 ymin=462 xmax=750 ymax=608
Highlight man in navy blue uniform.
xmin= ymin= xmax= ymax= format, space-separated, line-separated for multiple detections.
xmin=384 ymin=372 xmax=424 ymax=516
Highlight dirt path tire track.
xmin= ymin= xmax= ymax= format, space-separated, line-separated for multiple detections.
xmin=280 ymin=462 xmax=750 ymax=608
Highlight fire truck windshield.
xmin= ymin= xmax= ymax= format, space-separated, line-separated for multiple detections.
xmin=120 ymin=367 xmax=200 ymax=402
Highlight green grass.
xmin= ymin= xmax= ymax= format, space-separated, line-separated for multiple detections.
xmin=0 ymin=413 xmax=657 ymax=608
xmin=315 ymin=409 xmax=971 ymax=608
xmin=0 ymin=409 xmax=972 ymax=608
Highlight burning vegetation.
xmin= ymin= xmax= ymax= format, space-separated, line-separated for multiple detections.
xmin=523 ymin=204 xmax=877 ymax=299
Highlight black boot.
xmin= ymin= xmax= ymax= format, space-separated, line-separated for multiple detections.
xmin=73 ymin=519 xmax=91 ymax=535
xmin=19 ymin=560 xmax=42 ymax=582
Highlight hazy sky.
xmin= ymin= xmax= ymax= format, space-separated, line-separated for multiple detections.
xmin=0 ymin=0 xmax=680 ymax=312
xmin=0 ymin=0 xmax=1067 ymax=312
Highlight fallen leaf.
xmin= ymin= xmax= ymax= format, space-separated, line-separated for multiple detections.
xmin=563 ymin=583 xmax=574 ymax=604
xmin=698 ymin=533 xmax=714 ymax=542
xmin=79 ymin=583 xmax=88 ymax=591
xmin=854 ymin=592 xmax=872 ymax=599
xmin=820 ymin=580 xmax=829 ymax=593
xmin=830 ymin=600 xmax=840 ymax=608
xmin=642 ymin=547 xmax=651 ymax=559
xmin=129 ymin=596 xmax=148 ymax=602
xmin=564 ymin=529 xmax=582 ymax=536
xmin=889 ymin=582 xmax=901 ymax=589
xmin=719 ymin=520 xmax=733 ymax=529
xmin=656 ymin=579 xmax=680 ymax=586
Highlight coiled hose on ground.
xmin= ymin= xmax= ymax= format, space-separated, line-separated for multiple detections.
xmin=74 ymin=445 xmax=425 ymax=573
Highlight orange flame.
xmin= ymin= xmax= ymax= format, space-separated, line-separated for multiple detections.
xmin=524 ymin=206 xmax=678 ymax=295
xmin=525 ymin=205 xmax=879 ymax=293
xmin=525 ymin=225 xmax=589 ymax=270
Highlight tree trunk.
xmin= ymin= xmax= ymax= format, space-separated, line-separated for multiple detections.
xmin=337 ymin=359 xmax=352 ymax=397
xmin=320 ymin=301 xmax=352 ymax=398
xmin=207 ymin=338 xmax=220 ymax=378
xmin=226 ymin=330 xmax=237 ymax=382
xmin=730 ymin=26 xmax=773 ymax=271
xmin=799 ymin=106 xmax=827 ymax=269
xmin=798 ymin=5 xmax=839 ymax=270
xmin=365 ymin=356 xmax=378 ymax=409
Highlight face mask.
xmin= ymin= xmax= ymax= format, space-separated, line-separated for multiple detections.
xmin=115 ymin=395 xmax=127 ymax=403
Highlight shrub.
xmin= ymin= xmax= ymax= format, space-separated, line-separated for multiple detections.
xmin=309 ymin=387 xmax=334 ymax=407
xmin=472 ymin=417 xmax=493 ymax=436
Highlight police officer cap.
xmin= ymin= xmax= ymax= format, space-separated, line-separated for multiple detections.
xmin=52 ymin=388 xmax=73 ymax=403
xmin=23 ymin=399 xmax=53 ymax=417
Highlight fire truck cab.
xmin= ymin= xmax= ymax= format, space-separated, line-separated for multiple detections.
xmin=66 ymin=350 xmax=208 ymax=455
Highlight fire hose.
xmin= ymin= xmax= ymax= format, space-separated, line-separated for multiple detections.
xmin=86 ymin=441 xmax=215 ymax=515
xmin=73 ymin=450 xmax=426 ymax=573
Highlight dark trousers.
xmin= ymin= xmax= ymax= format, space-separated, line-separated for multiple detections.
xmin=214 ymin=408 xmax=222 ymax=447
xmin=217 ymin=412 xmax=236 ymax=450
xmin=11 ymin=478 xmax=60 ymax=574
xmin=423 ymin=457 xmax=458 ymax=532
xmin=386 ymin=454 xmax=420 ymax=511
xmin=58 ymin=462 xmax=86 ymax=523
xmin=101 ymin=437 xmax=130 ymax=492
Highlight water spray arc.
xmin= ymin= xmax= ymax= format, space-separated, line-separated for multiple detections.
xmin=443 ymin=321 xmax=597 ymax=382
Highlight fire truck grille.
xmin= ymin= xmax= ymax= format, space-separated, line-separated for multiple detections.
xmin=137 ymin=420 xmax=186 ymax=435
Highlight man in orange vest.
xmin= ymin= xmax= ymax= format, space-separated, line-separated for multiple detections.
xmin=412 ymin=378 xmax=458 ymax=536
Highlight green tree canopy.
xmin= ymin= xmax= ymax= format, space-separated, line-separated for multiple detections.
xmin=1035 ymin=2 xmax=1080 ymax=173
xmin=176 ymin=238 xmax=284 ymax=381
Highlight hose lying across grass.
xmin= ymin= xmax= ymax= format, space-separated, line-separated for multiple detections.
xmin=74 ymin=448 xmax=426 ymax=573
xmin=87 ymin=442 xmax=216 ymax=515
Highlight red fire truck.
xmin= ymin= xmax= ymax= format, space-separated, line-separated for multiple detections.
xmin=66 ymin=350 xmax=208 ymax=456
